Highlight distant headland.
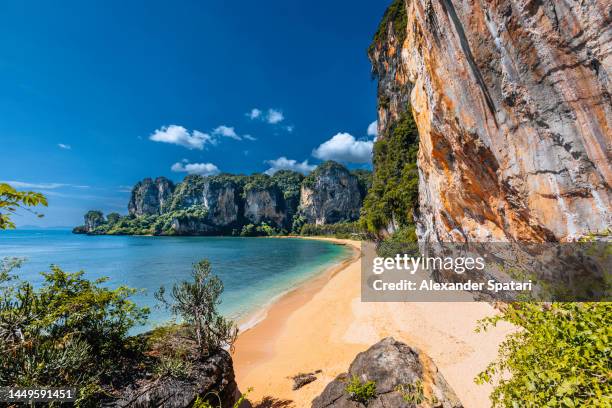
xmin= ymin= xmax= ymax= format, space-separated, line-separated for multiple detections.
xmin=73 ymin=160 xmax=372 ymax=237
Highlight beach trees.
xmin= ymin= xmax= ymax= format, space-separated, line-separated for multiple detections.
xmin=156 ymin=259 xmax=238 ymax=356
xmin=0 ymin=183 xmax=47 ymax=229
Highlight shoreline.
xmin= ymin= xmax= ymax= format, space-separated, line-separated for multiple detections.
xmin=235 ymin=237 xmax=359 ymax=335
xmin=232 ymin=237 xmax=514 ymax=408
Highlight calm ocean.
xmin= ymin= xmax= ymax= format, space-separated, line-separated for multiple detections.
xmin=0 ymin=230 xmax=350 ymax=333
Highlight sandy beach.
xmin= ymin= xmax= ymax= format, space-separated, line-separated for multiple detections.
xmin=233 ymin=238 xmax=513 ymax=408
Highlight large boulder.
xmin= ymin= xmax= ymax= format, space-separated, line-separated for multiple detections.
xmin=101 ymin=350 xmax=240 ymax=408
xmin=128 ymin=177 xmax=175 ymax=216
xmin=312 ymin=337 xmax=462 ymax=408
xmin=299 ymin=161 xmax=363 ymax=225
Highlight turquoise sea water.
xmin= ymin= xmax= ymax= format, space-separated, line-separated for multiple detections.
xmin=0 ymin=230 xmax=350 ymax=333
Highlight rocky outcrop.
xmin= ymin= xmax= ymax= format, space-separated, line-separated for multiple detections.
xmin=312 ymin=337 xmax=462 ymax=408
xmin=300 ymin=161 xmax=363 ymax=225
xmin=101 ymin=350 xmax=239 ymax=408
xmin=170 ymin=175 xmax=240 ymax=230
xmin=75 ymin=165 xmax=370 ymax=235
xmin=370 ymin=0 xmax=611 ymax=242
xmin=76 ymin=210 xmax=105 ymax=233
xmin=243 ymin=186 xmax=288 ymax=229
xmin=128 ymin=177 xmax=175 ymax=216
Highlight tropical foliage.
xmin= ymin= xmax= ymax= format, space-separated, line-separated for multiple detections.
xmin=476 ymin=302 xmax=611 ymax=407
xmin=299 ymin=222 xmax=366 ymax=239
xmin=359 ymin=110 xmax=419 ymax=239
xmin=0 ymin=183 xmax=47 ymax=229
xmin=0 ymin=262 xmax=149 ymax=405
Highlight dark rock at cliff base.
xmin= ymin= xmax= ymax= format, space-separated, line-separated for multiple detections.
xmin=128 ymin=177 xmax=175 ymax=216
xmin=300 ymin=161 xmax=363 ymax=225
xmin=312 ymin=337 xmax=462 ymax=408
xmin=101 ymin=350 xmax=240 ymax=408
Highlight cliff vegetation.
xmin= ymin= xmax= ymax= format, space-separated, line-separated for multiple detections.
xmin=360 ymin=110 xmax=419 ymax=240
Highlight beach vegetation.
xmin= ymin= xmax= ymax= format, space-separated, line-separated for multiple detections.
xmin=476 ymin=302 xmax=611 ymax=407
xmin=396 ymin=380 xmax=428 ymax=404
xmin=0 ymin=183 xmax=47 ymax=229
xmin=0 ymin=262 xmax=149 ymax=405
xmin=153 ymin=355 xmax=193 ymax=380
xmin=155 ymin=259 xmax=238 ymax=356
xmin=240 ymin=222 xmax=280 ymax=237
xmin=299 ymin=222 xmax=367 ymax=239
xmin=375 ymin=225 xmax=418 ymax=257
xmin=193 ymin=387 xmax=253 ymax=408
xmin=345 ymin=375 xmax=377 ymax=405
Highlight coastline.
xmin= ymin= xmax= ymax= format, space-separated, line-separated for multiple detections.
xmin=234 ymin=237 xmax=359 ymax=335
xmin=232 ymin=237 xmax=514 ymax=408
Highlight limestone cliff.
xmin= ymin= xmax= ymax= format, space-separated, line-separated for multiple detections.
xmin=170 ymin=175 xmax=241 ymax=230
xmin=244 ymin=185 xmax=288 ymax=229
xmin=75 ymin=164 xmax=368 ymax=235
xmin=128 ymin=177 xmax=175 ymax=216
xmin=299 ymin=161 xmax=363 ymax=225
xmin=370 ymin=0 xmax=611 ymax=242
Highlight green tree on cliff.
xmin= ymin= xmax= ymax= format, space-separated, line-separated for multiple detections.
xmin=0 ymin=183 xmax=47 ymax=229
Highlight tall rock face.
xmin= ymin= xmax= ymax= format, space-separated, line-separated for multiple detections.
xmin=299 ymin=161 xmax=363 ymax=225
xmin=170 ymin=175 xmax=240 ymax=229
xmin=370 ymin=0 xmax=611 ymax=242
xmin=128 ymin=177 xmax=175 ymax=216
xmin=84 ymin=210 xmax=105 ymax=233
xmin=243 ymin=185 xmax=288 ymax=229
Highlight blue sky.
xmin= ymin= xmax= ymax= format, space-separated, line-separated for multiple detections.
xmin=1 ymin=0 xmax=388 ymax=227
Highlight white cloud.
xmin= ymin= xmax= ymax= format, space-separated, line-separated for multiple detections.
xmin=266 ymin=109 xmax=284 ymax=124
xmin=285 ymin=125 xmax=295 ymax=133
xmin=213 ymin=125 xmax=241 ymax=140
xmin=246 ymin=108 xmax=262 ymax=119
xmin=150 ymin=125 xmax=214 ymax=150
xmin=58 ymin=143 xmax=71 ymax=150
xmin=1 ymin=181 xmax=90 ymax=189
xmin=264 ymin=157 xmax=316 ymax=175
xmin=171 ymin=161 xmax=220 ymax=176
xmin=2 ymin=181 xmax=66 ymax=189
xmin=243 ymin=134 xmax=257 ymax=141
xmin=312 ymin=132 xmax=373 ymax=163
xmin=367 ymin=120 xmax=378 ymax=138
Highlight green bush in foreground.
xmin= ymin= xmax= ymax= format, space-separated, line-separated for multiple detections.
xmin=155 ymin=260 xmax=238 ymax=357
xmin=476 ymin=302 xmax=611 ymax=407
xmin=0 ymin=261 xmax=149 ymax=405
xmin=345 ymin=375 xmax=377 ymax=405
